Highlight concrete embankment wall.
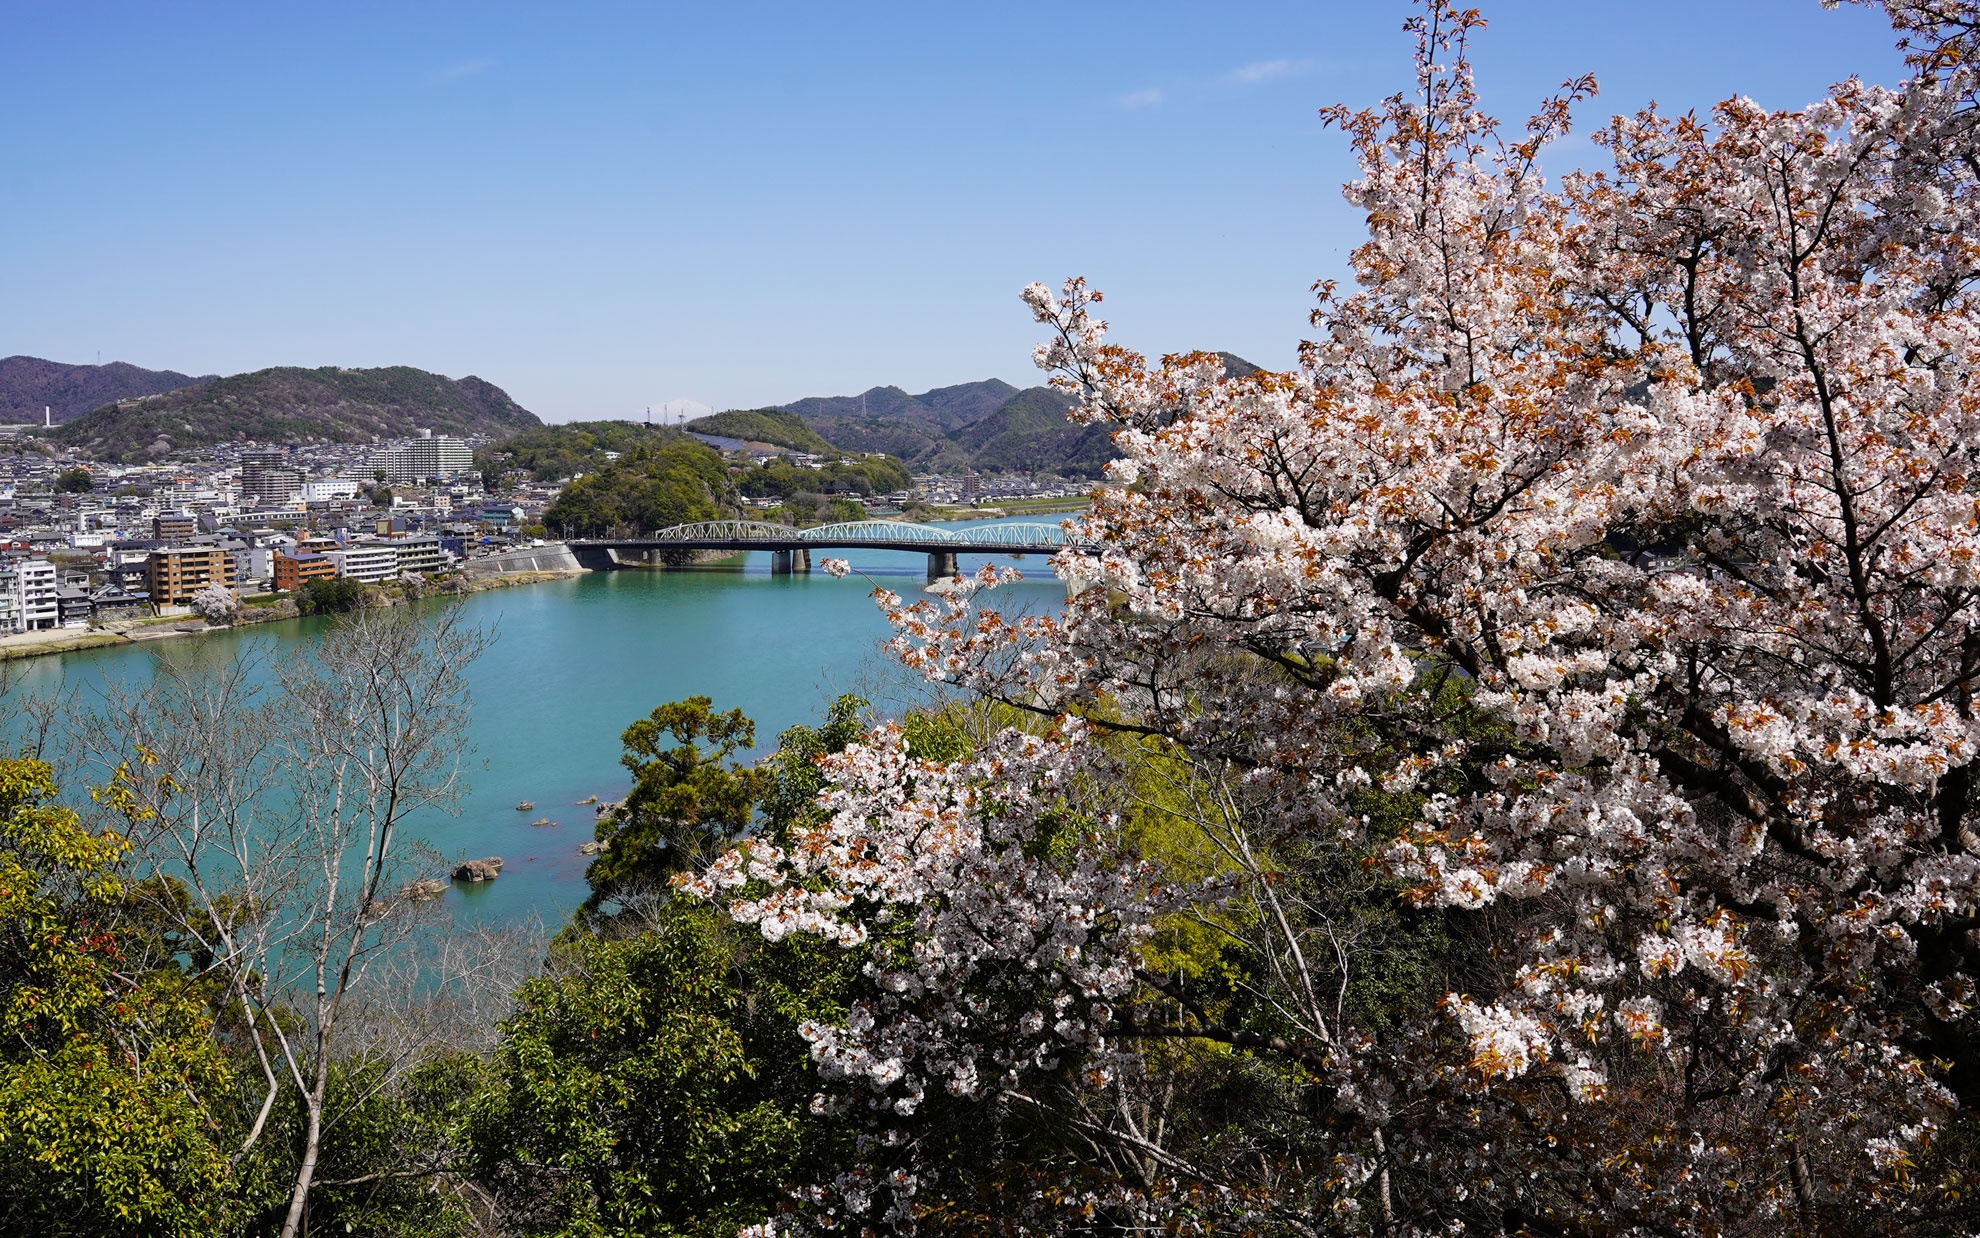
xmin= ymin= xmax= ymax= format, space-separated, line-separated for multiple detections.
xmin=465 ymin=543 xmax=583 ymax=576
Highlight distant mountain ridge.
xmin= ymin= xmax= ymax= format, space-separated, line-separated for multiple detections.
xmin=0 ymin=355 xmax=215 ymax=424
xmin=766 ymin=358 xmax=1258 ymax=477
xmin=56 ymin=365 xmax=541 ymax=461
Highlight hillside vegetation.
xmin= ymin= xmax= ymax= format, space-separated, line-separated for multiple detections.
xmin=0 ymin=356 xmax=215 ymax=425
xmin=682 ymin=408 xmax=834 ymax=453
xmin=54 ymin=366 xmax=539 ymax=461
xmin=480 ymin=421 xmax=711 ymax=484
xmin=543 ymin=436 xmax=734 ymax=537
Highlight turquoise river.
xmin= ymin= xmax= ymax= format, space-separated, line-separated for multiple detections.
xmin=5 ymin=519 xmax=1071 ymax=926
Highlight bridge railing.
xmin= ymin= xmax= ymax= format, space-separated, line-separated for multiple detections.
xmin=605 ymin=519 xmax=1089 ymax=550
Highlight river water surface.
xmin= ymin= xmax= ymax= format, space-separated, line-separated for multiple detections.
xmin=8 ymin=520 xmax=1071 ymax=926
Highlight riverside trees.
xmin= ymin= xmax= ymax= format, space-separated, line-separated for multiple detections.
xmin=683 ymin=2 xmax=1980 ymax=1232
xmin=79 ymin=606 xmax=489 ymax=1238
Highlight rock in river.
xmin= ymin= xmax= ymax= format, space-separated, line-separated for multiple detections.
xmin=452 ymin=857 xmax=504 ymax=882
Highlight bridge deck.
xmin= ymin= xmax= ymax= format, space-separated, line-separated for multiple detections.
xmin=569 ymin=537 xmax=1070 ymax=554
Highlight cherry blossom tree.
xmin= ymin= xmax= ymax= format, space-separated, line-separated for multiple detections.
xmin=695 ymin=2 xmax=1980 ymax=1232
xmin=190 ymin=580 xmax=241 ymax=625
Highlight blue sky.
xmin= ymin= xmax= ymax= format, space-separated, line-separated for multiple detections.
xmin=0 ymin=1 xmax=1908 ymax=422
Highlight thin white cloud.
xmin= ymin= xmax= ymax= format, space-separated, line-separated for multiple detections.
xmin=430 ymin=58 xmax=494 ymax=85
xmin=1227 ymin=58 xmax=1313 ymax=86
xmin=1117 ymin=87 xmax=1165 ymax=110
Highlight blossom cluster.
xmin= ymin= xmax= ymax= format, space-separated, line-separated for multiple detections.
xmin=700 ymin=1 xmax=1980 ymax=1230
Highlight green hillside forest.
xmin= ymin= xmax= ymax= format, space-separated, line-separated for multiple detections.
xmin=54 ymin=366 xmax=541 ymax=461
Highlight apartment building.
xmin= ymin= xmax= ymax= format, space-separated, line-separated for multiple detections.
xmin=153 ymin=513 xmax=197 ymax=539
xmin=13 ymin=560 xmax=59 ymax=631
xmin=372 ymin=434 xmax=473 ymax=484
xmin=239 ymin=452 xmax=301 ymax=507
xmin=381 ymin=533 xmax=447 ymax=576
xmin=328 ymin=544 xmax=398 ymax=584
xmin=272 ymin=551 xmax=337 ymax=592
xmin=145 ymin=546 xmax=233 ymax=608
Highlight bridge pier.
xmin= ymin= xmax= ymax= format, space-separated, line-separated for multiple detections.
xmin=927 ymin=550 xmax=959 ymax=581
xmin=772 ymin=549 xmax=811 ymax=575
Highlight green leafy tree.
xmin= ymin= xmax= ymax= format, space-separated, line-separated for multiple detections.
xmin=755 ymin=693 xmax=867 ymax=843
xmin=0 ymin=758 xmax=237 ymax=1238
xmin=52 ymin=467 xmax=92 ymax=493
xmin=295 ymin=576 xmax=368 ymax=615
xmin=585 ymin=697 xmax=771 ymax=914
xmin=474 ymin=903 xmax=856 ymax=1238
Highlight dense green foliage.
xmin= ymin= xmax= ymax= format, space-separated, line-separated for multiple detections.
xmin=479 ymin=421 xmax=709 ymax=485
xmin=52 ymin=467 xmax=92 ymax=492
xmin=762 ymin=494 xmax=868 ymax=526
xmin=542 ymin=437 xmax=732 ymax=537
xmin=54 ymin=366 xmax=538 ymax=462
xmin=584 ymin=697 xmax=772 ymax=914
xmin=293 ymin=576 xmax=368 ymax=615
xmin=474 ymin=905 xmax=856 ymax=1237
xmin=682 ymin=408 xmax=836 ymax=453
xmin=734 ymin=453 xmax=911 ymax=500
xmin=0 ymin=759 xmax=237 ymax=1238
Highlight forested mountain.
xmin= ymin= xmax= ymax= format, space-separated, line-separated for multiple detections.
xmin=54 ymin=366 xmax=540 ymax=461
xmin=771 ymin=363 xmax=1256 ymax=477
xmin=0 ymin=355 xmax=214 ymax=424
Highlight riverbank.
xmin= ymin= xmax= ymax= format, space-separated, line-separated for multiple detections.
xmin=914 ymin=499 xmax=1090 ymax=520
xmin=0 ymin=567 xmax=581 ymax=664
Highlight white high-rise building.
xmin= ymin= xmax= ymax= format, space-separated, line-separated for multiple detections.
xmin=372 ymin=434 xmax=474 ymax=484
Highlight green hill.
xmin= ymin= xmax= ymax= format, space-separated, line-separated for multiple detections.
xmin=681 ymin=408 xmax=834 ymax=453
xmin=481 ymin=421 xmax=711 ymax=483
xmin=55 ymin=365 xmax=540 ymax=461
xmin=949 ymin=386 xmax=1111 ymax=474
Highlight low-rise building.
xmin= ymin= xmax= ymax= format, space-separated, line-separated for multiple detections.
xmin=382 ymin=533 xmax=446 ymax=576
xmin=89 ymin=584 xmax=149 ymax=621
xmin=328 ymin=543 xmax=398 ymax=584
xmin=153 ymin=513 xmax=197 ymax=540
xmin=301 ymin=479 xmax=360 ymax=503
xmin=55 ymin=587 xmax=92 ymax=628
xmin=273 ymin=551 xmax=337 ymax=592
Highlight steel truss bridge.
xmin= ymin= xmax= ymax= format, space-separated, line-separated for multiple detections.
xmin=568 ymin=519 xmax=1090 ymax=578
